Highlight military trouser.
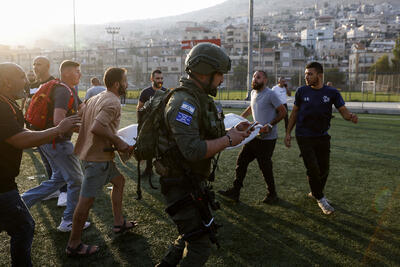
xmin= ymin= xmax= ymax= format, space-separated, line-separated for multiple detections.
xmin=161 ymin=183 xmax=211 ymax=267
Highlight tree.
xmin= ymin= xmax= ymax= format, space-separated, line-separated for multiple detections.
xmin=369 ymin=54 xmax=391 ymax=74
xmin=391 ymin=37 xmax=400 ymax=73
xmin=232 ymin=58 xmax=247 ymax=89
xmin=324 ymin=68 xmax=346 ymax=87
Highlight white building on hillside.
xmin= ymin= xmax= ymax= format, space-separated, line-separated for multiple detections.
xmin=301 ymin=27 xmax=334 ymax=50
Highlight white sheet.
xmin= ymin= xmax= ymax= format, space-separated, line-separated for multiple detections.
xmin=223 ymin=113 xmax=262 ymax=150
xmin=116 ymin=113 xmax=261 ymax=150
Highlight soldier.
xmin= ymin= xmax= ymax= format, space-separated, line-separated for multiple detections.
xmin=154 ymin=43 xmax=251 ymax=267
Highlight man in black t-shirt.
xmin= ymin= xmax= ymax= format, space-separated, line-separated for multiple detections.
xmin=137 ymin=69 xmax=166 ymax=176
xmin=0 ymin=62 xmax=80 ymax=267
xmin=22 ymin=60 xmax=91 ymax=232
xmin=285 ymin=62 xmax=358 ymax=215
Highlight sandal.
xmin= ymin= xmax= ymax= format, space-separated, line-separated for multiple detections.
xmin=65 ymin=243 xmax=99 ymax=257
xmin=113 ymin=219 xmax=138 ymax=234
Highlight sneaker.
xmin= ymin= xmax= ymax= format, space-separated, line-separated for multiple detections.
xmin=308 ymin=192 xmax=329 ymax=202
xmin=317 ymin=197 xmax=334 ymax=215
xmin=218 ymin=187 xmax=240 ymax=202
xmin=57 ymin=218 xmax=91 ymax=232
xmin=262 ymin=194 xmax=279 ymax=204
xmin=57 ymin=192 xmax=67 ymax=207
xmin=42 ymin=190 xmax=60 ymax=201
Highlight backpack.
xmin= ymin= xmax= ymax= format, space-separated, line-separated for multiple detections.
xmin=134 ymin=87 xmax=199 ymax=162
xmin=25 ymin=79 xmax=74 ymax=130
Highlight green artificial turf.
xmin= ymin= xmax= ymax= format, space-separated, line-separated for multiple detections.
xmin=1 ymin=105 xmax=399 ymax=266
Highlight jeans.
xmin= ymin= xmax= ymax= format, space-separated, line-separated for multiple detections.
xmin=22 ymin=141 xmax=83 ymax=221
xmin=37 ymin=145 xmax=67 ymax=193
xmin=296 ymin=135 xmax=331 ymax=200
xmin=0 ymin=190 xmax=35 ymax=267
xmin=233 ymin=138 xmax=277 ymax=195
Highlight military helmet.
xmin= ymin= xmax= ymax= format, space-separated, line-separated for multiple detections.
xmin=185 ymin=43 xmax=231 ymax=75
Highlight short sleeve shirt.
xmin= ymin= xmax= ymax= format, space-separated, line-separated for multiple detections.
xmin=139 ymin=86 xmax=166 ymax=103
xmin=52 ymin=84 xmax=82 ymax=141
xmin=85 ymin=86 xmax=106 ymax=101
xmin=0 ymin=97 xmax=24 ymax=193
xmin=251 ymin=88 xmax=282 ymax=140
xmin=294 ymin=85 xmax=345 ymax=137
xmin=74 ymin=91 xmax=121 ymax=161
xmin=271 ymin=85 xmax=287 ymax=104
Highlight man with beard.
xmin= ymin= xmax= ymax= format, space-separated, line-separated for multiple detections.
xmin=137 ymin=69 xmax=166 ymax=177
xmin=66 ymin=68 xmax=136 ymax=256
xmin=218 ymin=70 xmax=286 ymax=204
xmin=284 ymin=62 xmax=358 ymax=215
xmin=66 ymin=67 xmax=137 ymax=256
xmin=155 ymin=43 xmax=250 ymax=267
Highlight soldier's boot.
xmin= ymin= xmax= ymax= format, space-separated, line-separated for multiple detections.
xmin=218 ymin=187 xmax=240 ymax=202
xmin=262 ymin=193 xmax=278 ymax=204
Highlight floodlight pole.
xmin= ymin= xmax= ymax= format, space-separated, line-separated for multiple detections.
xmin=246 ymin=0 xmax=254 ymax=100
xmin=106 ymin=26 xmax=120 ymax=66
xmin=73 ymin=0 xmax=77 ymax=60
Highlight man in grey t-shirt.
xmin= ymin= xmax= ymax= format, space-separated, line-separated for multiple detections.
xmin=219 ymin=70 xmax=286 ymax=203
xmin=85 ymin=77 xmax=106 ymax=101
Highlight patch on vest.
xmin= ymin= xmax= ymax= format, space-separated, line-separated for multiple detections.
xmin=176 ymin=112 xmax=192 ymax=126
xmin=180 ymin=101 xmax=195 ymax=115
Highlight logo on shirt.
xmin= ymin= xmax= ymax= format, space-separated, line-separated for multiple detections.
xmin=323 ymin=96 xmax=330 ymax=103
xmin=304 ymin=97 xmax=310 ymax=102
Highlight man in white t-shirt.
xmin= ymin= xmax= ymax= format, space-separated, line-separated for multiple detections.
xmin=272 ymin=77 xmax=291 ymax=130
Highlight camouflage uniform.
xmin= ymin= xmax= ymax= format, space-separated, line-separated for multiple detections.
xmin=158 ymin=77 xmax=225 ymax=266
xmin=155 ymin=42 xmax=231 ymax=267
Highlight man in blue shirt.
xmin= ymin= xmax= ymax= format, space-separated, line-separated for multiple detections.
xmin=285 ymin=62 xmax=358 ymax=215
xmin=85 ymin=77 xmax=106 ymax=101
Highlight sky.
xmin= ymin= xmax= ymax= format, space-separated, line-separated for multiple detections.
xmin=0 ymin=0 xmax=226 ymax=45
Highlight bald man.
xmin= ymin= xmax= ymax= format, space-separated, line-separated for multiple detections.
xmin=30 ymin=56 xmax=55 ymax=97
xmin=0 ymin=62 xmax=80 ymax=267
xmin=27 ymin=57 xmax=69 ymax=205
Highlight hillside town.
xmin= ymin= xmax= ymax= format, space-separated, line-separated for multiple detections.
xmin=0 ymin=1 xmax=399 ymax=91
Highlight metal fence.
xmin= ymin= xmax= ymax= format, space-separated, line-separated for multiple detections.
xmin=3 ymin=44 xmax=400 ymax=102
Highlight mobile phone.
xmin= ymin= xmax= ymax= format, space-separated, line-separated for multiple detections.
xmin=246 ymin=121 xmax=258 ymax=131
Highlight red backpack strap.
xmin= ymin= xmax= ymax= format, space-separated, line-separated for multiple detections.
xmin=58 ymin=82 xmax=75 ymax=113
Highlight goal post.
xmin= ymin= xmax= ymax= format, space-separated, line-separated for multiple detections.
xmin=361 ymin=81 xmax=376 ymax=94
xmin=361 ymin=80 xmax=376 ymax=102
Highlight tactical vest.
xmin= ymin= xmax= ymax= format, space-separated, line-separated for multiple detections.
xmin=157 ymin=85 xmax=225 ymax=179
